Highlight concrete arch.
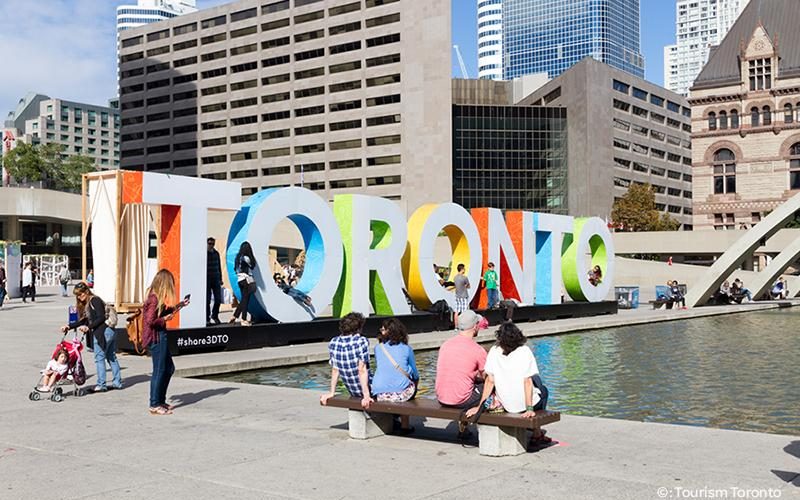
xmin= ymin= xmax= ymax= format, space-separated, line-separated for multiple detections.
xmin=702 ymin=140 xmax=744 ymax=165
xmin=747 ymin=237 xmax=800 ymax=300
xmin=778 ymin=133 xmax=800 ymax=157
xmin=684 ymin=191 xmax=800 ymax=307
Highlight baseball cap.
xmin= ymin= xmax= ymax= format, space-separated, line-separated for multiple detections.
xmin=457 ymin=310 xmax=484 ymax=331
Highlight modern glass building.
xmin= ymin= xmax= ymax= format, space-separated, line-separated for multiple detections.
xmin=502 ymin=0 xmax=645 ymax=81
xmin=452 ymin=104 xmax=568 ymax=212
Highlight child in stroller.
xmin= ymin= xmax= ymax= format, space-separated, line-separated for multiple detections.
xmin=29 ymin=333 xmax=86 ymax=402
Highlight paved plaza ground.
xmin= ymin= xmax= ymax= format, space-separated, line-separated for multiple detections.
xmin=0 ymin=289 xmax=798 ymax=499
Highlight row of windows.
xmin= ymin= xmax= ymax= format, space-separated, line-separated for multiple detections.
xmin=613 ymin=79 xmax=690 ymax=117
xmin=121 ymin=0 xmax=399 ymax=49
xmin=613 ymin=99 xmax=692 ymax=133
xmin=612 ymin=118 xmax=690 ymax=149
xmin=613 ymin=157 xmax=692 ymax=183
xmin=613 ymin=137 xmax=691 ymax=166
xmin=707 ymin=103 xmax=800 ymax=130
xmin=192 ymin=151 xmax=402 ymax=169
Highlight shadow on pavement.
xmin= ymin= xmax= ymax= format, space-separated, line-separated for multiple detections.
xmin=169 ymin=387 xmax=239 ymax=409
xmin=770 ymin=440 xmax=799 ymax=484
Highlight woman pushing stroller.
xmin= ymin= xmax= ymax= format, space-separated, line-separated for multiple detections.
xmin=61 ymin=282 xmax=122 ymax=392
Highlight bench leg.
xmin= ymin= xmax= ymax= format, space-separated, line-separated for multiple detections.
xmin=478 ymin=424 xmax=527 ymax=457
xmin=347 ymin=410 xmax=393 ymax=440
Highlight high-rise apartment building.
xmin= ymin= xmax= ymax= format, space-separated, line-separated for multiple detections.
xmin=117 ymin=0 xmax=198 ymax=32
xmin=664 ymin=0 xmax=750 ymax=96
xmin=118 ymin=0 xmax=452 ymax=215
xmin=502 ymin=0 xmax=645 ymax=81
xmin=477 ymin=0 xmax=502 ymax=80
xmin=3 ymin=93 xmax=121 ymax=171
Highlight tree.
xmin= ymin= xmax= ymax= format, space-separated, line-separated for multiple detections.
xmin=611 ymin=183 xmax=680 ymax=232
xmin=1 ymin=142 xmax=96 ymax=192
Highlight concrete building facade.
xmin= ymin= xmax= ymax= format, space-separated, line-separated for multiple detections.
xmin=664 ymin=0 xmax=750 ymax=97
xmin=518 ymin=58 xmax=694 ymax=226
xmin=2 ymin=93 xmax=121 ymax=175
xmin=689 ymin=0 xmax=800 ymax=231
xmin=118 ymin=0 xmax=451 ymax=216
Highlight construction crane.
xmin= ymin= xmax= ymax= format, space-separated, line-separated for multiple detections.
xmin=453 ymin=45 xmax=469 ymax=79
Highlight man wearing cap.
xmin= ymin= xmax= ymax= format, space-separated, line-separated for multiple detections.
xmin=435 ymin=310 xmax=487 ymax=412
xmin=206 ymin=237 xmax=223 ymax=325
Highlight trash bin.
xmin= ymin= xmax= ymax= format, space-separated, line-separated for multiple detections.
xmin=615 ymin=286 xmax=639 ymax=309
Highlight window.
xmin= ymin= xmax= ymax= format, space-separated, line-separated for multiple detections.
xmin=330 ymin=80 xmax=361 ymax=93
xmin=330 ymin=139 xmax=361 ymax=150
xmin=713 ymin=149 xmax=736 ymax=194
xmin=295 ymin=10 xmax=324 ymax=24
xmin=295 ymin=105 xmax=325 ymax=117
xmin=330 ymin=159 xmax=362 ymax=170
xmin=173 ymin=39 xmax=197 ymax=51
xmin=201 ymin=33 xmax=226 ymax=44
xmin=731 ymin=109 xmax=739 ymax=129
xmin=231 ymin=97 xmax=258 ymax=109
xmin=295 ymin=162 xmax=325 ymax=173
xmin=295 ymin=86 xmax=325 ymax=98
xmin=262 ymin=73 xmax=290 ymax=85
xmin=785 ymin=104 xmax=794 ymax=124
xmin=230 ymin=43 xmax=257 ymax=56
xmin=263 ymin=110 xmax=290 ymax=121
xmin=147 ymin=45 xmax=170 ymax=56
xmin=295 ymin=143 xmax=325 ymax=154
xmin=749 ymin=58 xmax=772 ymax=91
xmin=295 ymin=29 xmax=325 ymax=43
xmin=366 ymin=53 xmax=400 ymax=67
xmin=667 ymin=101 xmax=681 ymax=113
xmin=263 ymin=166 xmax=291 ymax=176
xmin=763 ymin=106 xmax=772 ymax=126
xmin=295 ymin=124 xmax=325 ymax=135
xmin=367 ymin=134 xmax=400 ymax=146
xmin=366 ymin=114 xmax=400 ymax=126
xmin=147 ymin=29 xmax=169 ymax=42
xmin=263 ymin=129 xmax=290 ymax=139
xmin=367 ymin=155 xmax=401 ymax=166
xmin=366 ymin=74 xmax=400 ymax=87
xmin=262 ymin=18 xmax=290 ymax=31
xmin=231 ymin=79 xmax=257 ymax=91
xmin=201 ymin=15 xmax=226 ymax=29
xmin=232 ymin=61 xmax=258 ymax=73
xmin=231 ymin=25 xmax=257 ymax=39
xmin=789 ymin=143 xmax=800 ymax=190
xmin=719 ymin=111 xmax=728 ymax=129
xmin=262 ymin=147 xmax=291 ymax=158
xmin=330 ymin=99 xmax=361 ymax=112
xmin=330 ymin=21 xmax=361 ymax=35
xmin=366 ymin=33 xmax=400 ymax=47
xmin=650 ymin=94 xmax=664 ymax=107
xmin=146 ymin=95 xmax=169 ymax=105
xmin=330 ymin=119 xmax=361 ymax=131
xmin=612 ymin=99 xmax=630 ymax=112
xmin=262 ymin=0 xmax=289 ymax=14
xmin=366 ymin=0 xmax=399 ymax=6
xmin=202 ymin=119 xmax=226 ymax=130
xmin=329 ymin=60 xmax=361 ymax=73
xmin=751 ymin=107 xmax=760 ymax=127
xmin=201 ymin=67 xmax=227 ymax=78
xmin=263 ymin=92 xmax=290 ymax=103
xmin=201 ymin=49 xmax=226 ymax=62
xmin=366 ymin=13 xmax=399 ymax=28
xmin=632 ymin=106 xmax=648 ymax=118
xmin=366 ymin=94 xmax=400 ymax=107
xmin=263 ymin=54 xmax=290 ymax=67
xmin=173 ymin=90 xmax=197 ymax=101
xmin=231 ymin=115 xmax=258 ymax=126
xmin=296 ymin=0 xmax=323 ymax=6
xmin=120 ymin=52 xmax=143 ymax=63
xmin=329 ymin=2 xmax=360 ymax=16
xmin=231 ymin=133 xmax=258 ymax=144
xmin=296 ymin=48 xmax=325 ymax=60
xmin=330 ymin=41 xmax=361 ymax=55
xmin=173 ymin=56 xmax=197 ymax=68
xmin=201 ymin=102 xmax=226 ymax=113
xmin=330 ymin=178 xmax=362 ymax=189
xmin=121 ymin=36 xmax=142 ymax=48
xmin=230 ymin=152 xmax=258 ymax=161
xmin=612 ymin=79 xmax=629 ymax=94
xmin=295 ymin=67 xmax=325 ymax=79
xmin=174 ymin=22 xmax=197 ymax=36
xmin=632 ymin=87 xmax=647 ymax=100
xmin=263 ymin=36 xmax=290 ymax=49
xmin=231 ymin=7 xmax=257 ymax=22
xmin=201 ymin=84 xmax=226 ymax=96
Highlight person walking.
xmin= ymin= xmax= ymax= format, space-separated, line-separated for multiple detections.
xmin=206 ymin=237 xmax=223 ymax=325
xmin=0 ymin=261 xmax=7 ymax=308
xmin=482 ymin=262 xmax=499 ymax=309
xmin=59 ymin=265 xmax=71 ymax=297
xmin=21 ymin=262 xmax=33 ymax=303
xmin=143 ymin=269 xmax=189 ymax=415
xmin=230 ymin=241 xmax=257 ymax=326
xmin=61 ymin=282 xmax=122 ymax=392
xmin=453 ymin=263 xmax=470 ymax=328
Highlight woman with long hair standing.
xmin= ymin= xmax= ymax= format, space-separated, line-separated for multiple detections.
xmin=230 ymin=241 xmax=257 ymax=326
xmin=143 ymin=269 xmax=189 ymax=415
xmin=61 ymin=281 xmax=122 ymax=392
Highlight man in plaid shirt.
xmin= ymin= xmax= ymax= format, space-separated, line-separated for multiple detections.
xmin=320 ymin=312 xmax=373 ymax=409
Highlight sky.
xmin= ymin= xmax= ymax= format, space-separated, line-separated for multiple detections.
xmin=0 ymin=0 xmax=676 ymax=119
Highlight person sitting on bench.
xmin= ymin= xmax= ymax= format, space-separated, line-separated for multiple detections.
xmin=435 ymin=310 xmax=487 ymax=437
xmin=465 ymin=322 xmax=551 ymax=446
xmin=732 ymin=278 xmax=753 ymax=302
xmin=372 ymin=318 xmax=419 ymax=434
xmin=320 ymin=312 xmax=372 ymax=409
xmin=668 ymin=280 xmax=686 ymax=309
xmin=719 ymin=280 xmax=732 ymax=303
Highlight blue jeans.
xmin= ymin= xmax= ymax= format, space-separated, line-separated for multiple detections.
xmin=94 ymin=327 xmax=122 ymax=389
xmin=0 ymin=286 xmax=5 ymax=307
xmin=532 ymin=374 xmax=549 ymax=411
xmin=487 ymin=288 xmax=499 ymax=309
xmin=60 ymin=282 xmax=68 ymax=297
xmin=148 ymin=331 xmax=174 ymax=408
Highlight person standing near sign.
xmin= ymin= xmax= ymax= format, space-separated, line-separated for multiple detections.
xmin=482 ymin=262 xmax=499 ymax=309
xmin=143 ymin=269 xmax=189 ymax=415
xmin=21 ymin=262 xmax=33 ymax=303
xmin=0 ymin=261 xmax=7 ymax=308
xmin=206 ymin=237 xmax=223 ymax=325
xmin=453 ymin=263 xmax=470 ymax=328
xmin=230 ymin=241 xmax=257 ymax=326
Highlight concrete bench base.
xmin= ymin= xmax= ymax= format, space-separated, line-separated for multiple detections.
xmin=348 ymin=410 xmax=394 ymax=439
xmin=478 ymin=424 xmax=528 ymax=456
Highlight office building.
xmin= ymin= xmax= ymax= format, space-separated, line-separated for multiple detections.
xmin=118 ymin=0 xmax=451 ymax=216
xmin=117 ymin=0 xmax=198 ymax=32
xmin=664 ymin=0 xmax=750 ymax=96
xmin=519 ymin=58 xmax=693 ymax=227
xmin=452 ymin=79 xmax=567 ymax=212
xmin=2 ymin=93 xmax=121 ymax=171
xmin=502 ymin=0 xmax=645 ymax=81
xmin=477 ymin=0 xmax=502 ymax=80
xmin=689 ymin=0 xmax=800 ymax=230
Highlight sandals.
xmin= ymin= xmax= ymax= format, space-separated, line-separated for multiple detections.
xmin=149 ymin=406 xmax=173 ymax=415
xmin=161 ymin=403 xmax=175 ymax=411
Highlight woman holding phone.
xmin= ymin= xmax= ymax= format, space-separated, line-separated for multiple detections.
xmin=143 ymin=269 xmax=189 ymax=415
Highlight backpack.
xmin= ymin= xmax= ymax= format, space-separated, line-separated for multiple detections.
xmin=126 ymin=307 xmax=146 ymax=355
xmin=105 ymin=303 xmax=118 ymax=328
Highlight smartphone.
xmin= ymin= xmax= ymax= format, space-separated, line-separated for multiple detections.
xmin=174 ymin=294 xmax=191 ymax=311
xmin=184 ymin=294 xmax=191 ymax=302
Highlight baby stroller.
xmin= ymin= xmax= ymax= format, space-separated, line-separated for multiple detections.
xmin=29 ymin=333 xmax=87 ymax=403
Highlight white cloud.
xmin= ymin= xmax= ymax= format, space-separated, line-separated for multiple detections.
xmin=0 ymin=0 xmax=120 ymax=117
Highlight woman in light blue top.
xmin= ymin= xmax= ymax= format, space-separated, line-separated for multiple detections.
xmin=372 ymin=318 xmax=419 ymax=433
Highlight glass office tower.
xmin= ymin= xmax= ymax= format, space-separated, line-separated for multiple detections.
xmin=503 ymin=0 xmax=644 ymax=80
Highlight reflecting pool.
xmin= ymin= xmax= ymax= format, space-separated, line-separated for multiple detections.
xmin=207 ymin=309 xmax=800 ymax=435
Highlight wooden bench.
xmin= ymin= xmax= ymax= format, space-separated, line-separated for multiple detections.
xmin=322 ymin=396 xmax=560 ymax=457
